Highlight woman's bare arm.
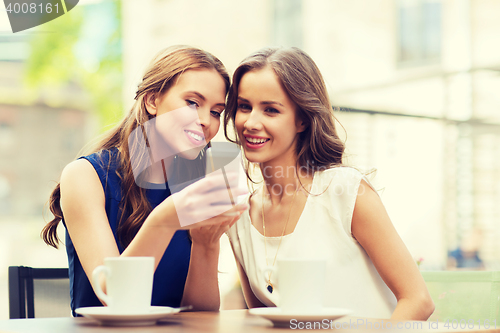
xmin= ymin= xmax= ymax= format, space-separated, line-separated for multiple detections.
xmin=351 ymin=180 xmax=435 ymax=320
xmin=60 ymin=159 xmax=178 ymax=301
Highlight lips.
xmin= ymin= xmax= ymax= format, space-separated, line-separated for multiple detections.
xmin=244 ymin=135 xmax=270 ymax=149
xmin=184 ymin=129 xmax=205 ymax=145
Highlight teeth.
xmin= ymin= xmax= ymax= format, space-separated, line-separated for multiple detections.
xmin=246 ymin=137 xmax=268 ymax=144
xmin=186 ymin=131 xmax=203 ymax=141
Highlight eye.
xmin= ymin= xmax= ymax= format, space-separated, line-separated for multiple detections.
xmin=211 ymin=110 xmax=222 ymax=118
xmin=237 ymin=103 xmax=251 ymax=112
xmin=265 ymin=107 xmax=280 ymax=114
xmin=186 ymin=100 xmax=199 ymax=108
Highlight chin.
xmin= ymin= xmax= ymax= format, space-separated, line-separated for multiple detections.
xmin=177 ymin=146 xmax=205 ymax=160
xmin=244 ymin=154 xmax=266 ymax=164
xmin=178 ymin=151 xmax=202 ymax=160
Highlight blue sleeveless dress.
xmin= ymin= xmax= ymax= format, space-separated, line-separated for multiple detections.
xmin=64 ymin=148 xmax=191 ymax=316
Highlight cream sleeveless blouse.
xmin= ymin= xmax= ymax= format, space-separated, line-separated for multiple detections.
xmin=227 ymin=167 xmax=397 ymax=318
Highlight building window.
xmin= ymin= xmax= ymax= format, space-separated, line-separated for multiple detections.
xmin=397 ymin=0 xmax=442 ymax=65
xmin=273 ymin=0 xmax=303 ymax=48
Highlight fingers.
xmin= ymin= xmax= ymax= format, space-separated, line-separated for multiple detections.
xmin=220 ymin=203 xmax=248 ymax=216
xmin=196 ymin=210 xmax=241 ymax=229
xmin=194 ymin=202 xmax=247 ymax=222
xmin=198 ymin=172 xmax=238 ymax=192
xmin=197 ymin=172 xmax=249 ymax=198
xmin=229 ymin=215 xmax=239 ymax=228
xmin=204 ymin=187 xmax=248 ymax=204
xmin=173 ymin=182 xmax=248 ymax=227
xmin=190 ymin=218 xmax=234 ymax=243
xmin=172 ymin=167 xmax=249 ymax=228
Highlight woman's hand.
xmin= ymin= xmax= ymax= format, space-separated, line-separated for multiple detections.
xmin=126 ymin=170 xmax=247 ymax=271
xmin=150 ymin=170 xmax=248 ymax=230
xmin=189 ymin=214 xmax=239 ymax=250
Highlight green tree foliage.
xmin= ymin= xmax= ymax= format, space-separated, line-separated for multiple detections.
xmin=24 ymin=1 xmax=123 ymax=129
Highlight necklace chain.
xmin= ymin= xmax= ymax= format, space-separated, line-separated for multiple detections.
xmin=262 ymin=184 xmax=299 ymax=293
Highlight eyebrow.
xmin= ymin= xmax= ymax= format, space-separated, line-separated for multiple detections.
xmin=187 ymin=91 xmax=206 ymax=101
xmin=188 ymin=91 xmax=225 ymax=108
xmin=238 ymin=97 xmax=284 ymax=107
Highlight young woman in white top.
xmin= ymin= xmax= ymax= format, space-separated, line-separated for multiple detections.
xmin=223 ymin=47 xmax=434 ymax=320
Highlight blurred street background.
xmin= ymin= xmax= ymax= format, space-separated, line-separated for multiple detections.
xmin=1 ymin=0 xmax=500 ymax=319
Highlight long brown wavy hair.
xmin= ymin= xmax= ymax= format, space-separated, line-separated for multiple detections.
xmin=42 ymin=45 xmax=230 ymax=249
xmin=223 ymin=47 xmax=345 ymax=183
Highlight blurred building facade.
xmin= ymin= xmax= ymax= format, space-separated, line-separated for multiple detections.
xmin=0 ymin=14 xmax=98 ymax=318
xmin=306 ymin=0 xmax=500 ymax=269
xmin=121 ymin=0 xmax=500 ymax=270
xmin=0 ymin=35 xmax=91 ymax=217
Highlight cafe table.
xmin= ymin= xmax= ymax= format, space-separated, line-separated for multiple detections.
xmin=1 ymin=310 xmax=499 ymax=333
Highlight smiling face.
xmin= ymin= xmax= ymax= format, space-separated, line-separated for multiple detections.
xmin=145 ymin=68 xmax=226 ymax=160
xmin=234 ymin=67 xmax=305 ymax=167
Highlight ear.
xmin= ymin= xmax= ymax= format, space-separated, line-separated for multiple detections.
xmin=296 ymin=118 xmax=307 ymax=133
xmin=144 ymin=93 xmax=158 ymax=116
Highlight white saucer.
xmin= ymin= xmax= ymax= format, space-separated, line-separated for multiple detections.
xmin=75 ymin=306 xmax=180 ymax=326
xmin=249 ymin=307 xmax=352 ymax=327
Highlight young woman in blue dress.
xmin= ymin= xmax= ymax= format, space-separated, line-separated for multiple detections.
xmin=42 ymin=46 xmax=248 ymax=315
xmin=224 ymin=47 xmax=434 ymax=320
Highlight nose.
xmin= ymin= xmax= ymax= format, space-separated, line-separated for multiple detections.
xmin=243 ymin=109 xmax=263 ymax=131
xmin=195 ymin=107 xmax=214 ymax=141
xmin=195 ymin=107 xmax=211 ymax=128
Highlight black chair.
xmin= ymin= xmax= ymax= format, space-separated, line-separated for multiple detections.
xmin=8 ymin=266 xmax=71 ymax=319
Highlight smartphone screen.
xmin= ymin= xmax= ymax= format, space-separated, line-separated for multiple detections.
xmin=205 ymin=142 xmax=242 ymax=206
xmin=205 ymin=142 xmax=241 ymax=175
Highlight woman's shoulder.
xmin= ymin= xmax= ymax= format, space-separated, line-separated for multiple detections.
xmin=315 ymin=165 xmax=364 ymax=183
xmin=77 ymin=148 xmax=121 ymax=177
xmin=311 ymin=166 xmax=373 ymax=199
xmin=60 ymin=158 xmax=106 ymax=200
xmin=80 ymin=147 xmax=121 ymax=168
xmin=314 ymin=166 xmax=378 ymax=199
xmin=62 ymin=148 xmax=120 ymax=182
xmin=61 ymin=158 xmax=98 ymax=182
xmin=66 ymin=148 xmax=123 ymax=198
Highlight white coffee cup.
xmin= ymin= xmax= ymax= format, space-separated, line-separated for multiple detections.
xmin=263 ymin=259 xmax=326 ymax=314
xmin=92 ymin=257 xmax=155 ymax=314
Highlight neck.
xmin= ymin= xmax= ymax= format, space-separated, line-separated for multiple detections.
xmin=146 ymin=156 xmax=174 ymax=184
xmin=260 ymin=157 xmax=312 ymax=205
xmin=148 ymin=121 xmax=176 ymax=167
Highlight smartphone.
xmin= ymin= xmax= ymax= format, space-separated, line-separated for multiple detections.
xmin=205 ymin=141 xmax=241 ymax=175
xmin=205 ymin=141 xmax=241 ymax=206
